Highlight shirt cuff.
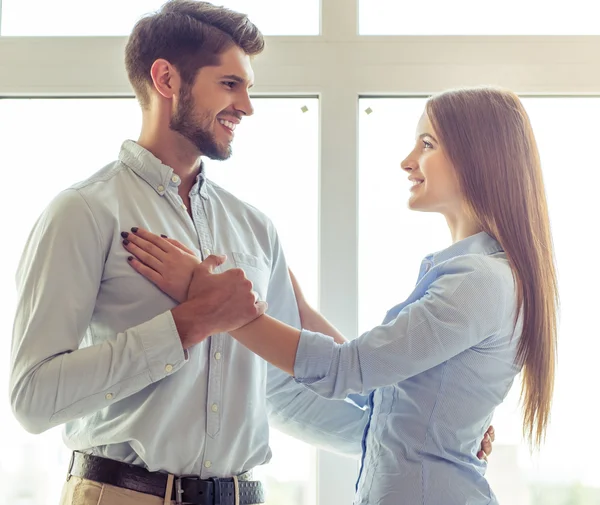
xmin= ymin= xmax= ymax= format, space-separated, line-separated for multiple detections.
xmin=293 ymin=329 xmax=336 ymax=383
xmin=135 ymin=311 xmax=187 ymax=382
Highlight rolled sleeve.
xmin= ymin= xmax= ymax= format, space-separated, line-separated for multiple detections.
xmin=294 ymin=329 xmax=337 ymax=382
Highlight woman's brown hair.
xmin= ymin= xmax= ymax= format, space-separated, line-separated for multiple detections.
xmin=427 ymin=87 xmax=558 ymax=447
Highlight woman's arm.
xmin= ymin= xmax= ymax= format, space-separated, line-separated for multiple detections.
xmin=231 ymin=315 xmax=301 ymax=375
xmin=235 ymin=257 xmax=509 ymax=399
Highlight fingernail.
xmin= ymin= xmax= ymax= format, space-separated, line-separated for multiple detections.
xmin=131 ymin=227 xmax=138 ymax=233
xmin=127 ymin=256 xmax=133 ymax=261
xmin=161 ymin=234 xmax=168 ymax=238
xmin=121 ymin=231 xmax=129 ymax=238
xmin=123 ymin=239 xmax=130 ymax=246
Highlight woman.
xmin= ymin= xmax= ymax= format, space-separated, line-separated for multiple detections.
xmin=122 ymin=87 xmax=557 ymax=504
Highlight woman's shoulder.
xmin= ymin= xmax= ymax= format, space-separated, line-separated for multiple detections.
xmin=432 ymin=252 xmax=517 ymax=319
xmin=437 ymin=251 xmax=513 ymax=287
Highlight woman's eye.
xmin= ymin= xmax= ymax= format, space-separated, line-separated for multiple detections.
xmin=422 ymin=140 xmax=433 ymax=149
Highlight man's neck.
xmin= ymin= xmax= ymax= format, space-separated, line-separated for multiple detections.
xmin=138 ymin=126 xmax=202 ymax=190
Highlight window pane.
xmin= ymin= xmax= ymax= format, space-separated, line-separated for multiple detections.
xmin=359 ymin=0 xmax=600 ymax=35
xmin=0 ymin=97 xmax=318 ymax=505
xmin=1 ymin=0 xmax=319 ymax=36
xmin=359 ymin=96 xmax=600 ymax=504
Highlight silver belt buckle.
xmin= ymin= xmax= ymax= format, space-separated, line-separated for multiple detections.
xmin=174 ymin=477 xmax=185 ymax=505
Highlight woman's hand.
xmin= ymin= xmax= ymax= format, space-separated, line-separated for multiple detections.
xmin=478 ymin=425 xmax=495 ymax=462
xmin=121 ymin=227 xmax=202 ymax=302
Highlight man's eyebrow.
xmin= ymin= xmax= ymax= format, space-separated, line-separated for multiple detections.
xmin=221 ymin=74 xmax=254 ymax=88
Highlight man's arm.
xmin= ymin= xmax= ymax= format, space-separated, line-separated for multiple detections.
xmin=264 ymin=226 xmax=368 ymax=457
xmin=288 ymin=268 xmax=347 ymax=344
xmin=9 ymin=189 xmax=186 ymax=434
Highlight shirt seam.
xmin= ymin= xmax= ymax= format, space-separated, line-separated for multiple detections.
xmin=367 ymin=392 xmax=395 ymax=496
xmin=420 ymin=360 xmax=450 ymax=505
xmin=73 ymin=188 xmax=107 ymax=264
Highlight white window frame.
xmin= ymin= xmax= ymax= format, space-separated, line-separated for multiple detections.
xmin=2 ymin=0 xmax=600 ymax=503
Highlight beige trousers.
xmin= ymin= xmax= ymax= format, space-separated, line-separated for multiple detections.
xmin=59 ymin=475 xmax=176 ymax=505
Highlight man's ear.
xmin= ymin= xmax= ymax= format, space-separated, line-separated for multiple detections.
xmin=149 ymin=58 xmax=182 ymax=100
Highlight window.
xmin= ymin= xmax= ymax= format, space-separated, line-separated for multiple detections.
xmin=0 ymin=97 xmax=318 ymax=505
xmin=359 ymin=96 xmax=600 ymax=504
xmin=1 ymin=0 xmax=320 ymax=36
xmin=2 ymin=0 xmax=599 ymax=503
xmin=359 ymin=0 xmax=600 ymax=35
xmin=206 ymin=97 xmax=319 ymax=306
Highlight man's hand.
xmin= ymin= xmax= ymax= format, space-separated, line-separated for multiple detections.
xmin=478 ymin=425 xmax=495 ymax=462
xmin=172 ymin=255 xmax=267 ymax=349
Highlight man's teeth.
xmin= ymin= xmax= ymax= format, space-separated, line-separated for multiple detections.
xmin=219 ymin=119 xmax=236 ymax=130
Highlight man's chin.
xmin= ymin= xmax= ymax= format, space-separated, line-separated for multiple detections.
xmin=208 ymin=145 xmax=232 ymax=161
xmin=194 ymin=140 xmax=230 ymax=161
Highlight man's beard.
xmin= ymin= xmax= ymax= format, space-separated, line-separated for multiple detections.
xmin=170 ymin=86 xmax=232 ymax=161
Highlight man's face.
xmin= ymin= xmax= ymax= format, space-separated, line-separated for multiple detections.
xmin=170 ymin=45 xmax=255 ymax=160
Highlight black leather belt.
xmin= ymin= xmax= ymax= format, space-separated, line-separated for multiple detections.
xmin=68 ymin=451 xmax=265 ymax=505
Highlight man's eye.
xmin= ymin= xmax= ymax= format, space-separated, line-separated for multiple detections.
xmin=223 ymin=81 xmax=236 ymax=89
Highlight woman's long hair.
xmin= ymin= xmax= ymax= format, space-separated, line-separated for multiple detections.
xmin=427 ymin=87 xmax=558 ymax=447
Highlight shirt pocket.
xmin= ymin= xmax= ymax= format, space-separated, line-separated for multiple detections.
xmin=231 ymin=251 xmax=270 ymax=302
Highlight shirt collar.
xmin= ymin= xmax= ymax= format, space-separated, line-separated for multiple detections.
xmin=118 ymin=140 xmax=208 ymax=199
xmin=428 ymin=231 xmax=503 ymax=266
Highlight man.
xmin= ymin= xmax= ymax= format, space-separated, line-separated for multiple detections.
xmin=9 ymin=2 xmax=492 ymax=504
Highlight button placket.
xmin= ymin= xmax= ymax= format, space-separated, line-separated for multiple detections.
xmin=191 ymin=192 xmax=223 ymax=438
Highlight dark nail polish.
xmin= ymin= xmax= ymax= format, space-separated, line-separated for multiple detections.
xmin=131 ymin=227 xmax=138 ymax=233
xmin=123 ymin=239 xmax=130 ymax=246
xmin=161 ymin=234 xmax=168 ymax=238
xmin=127 ymin=256 xmax=134 ymax=261
xmin=121 ymin=231 xmax=129 ymax=238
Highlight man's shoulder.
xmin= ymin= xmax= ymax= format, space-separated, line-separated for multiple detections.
xmin=70 ymin=160 xmax=126 ymax=194
xmin=44 ymin=160 xmax=128 ymax=222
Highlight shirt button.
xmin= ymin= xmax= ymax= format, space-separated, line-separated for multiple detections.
xmin=165 ymin=364 xmax=173 ymax=373
xmin=105 ymin=393 xmax=114 ymax=400
xmin=157 ymin=185 xmax=165 ymax=192
xmin=204 ymin=461 xmax=212 ymax=468
xmin=203 ymin=248 xmax=211 ymax=257
xmin=211 ymin=404 xmax=219 ymax=413
xmin=214 ymin=352 xmax=222 ymax=360
xmin=171 ymin=175 xmax=180 ymax=183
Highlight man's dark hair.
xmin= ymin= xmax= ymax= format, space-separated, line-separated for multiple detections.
xmin=125 ymin=0 xmax=264 ymax=108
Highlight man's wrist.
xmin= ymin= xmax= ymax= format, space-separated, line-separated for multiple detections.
xmin=171 ymin=300 xmax=212 ymax=349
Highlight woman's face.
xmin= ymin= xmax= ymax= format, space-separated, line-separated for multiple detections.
xmin=401 ymin=111 xmax=464 ymax=216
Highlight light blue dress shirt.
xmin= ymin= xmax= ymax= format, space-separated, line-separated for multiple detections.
xmin=295 ymin=232 xmax=522 ymax=504
xmin=10 ymin=140 xmax=368 ymax=478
